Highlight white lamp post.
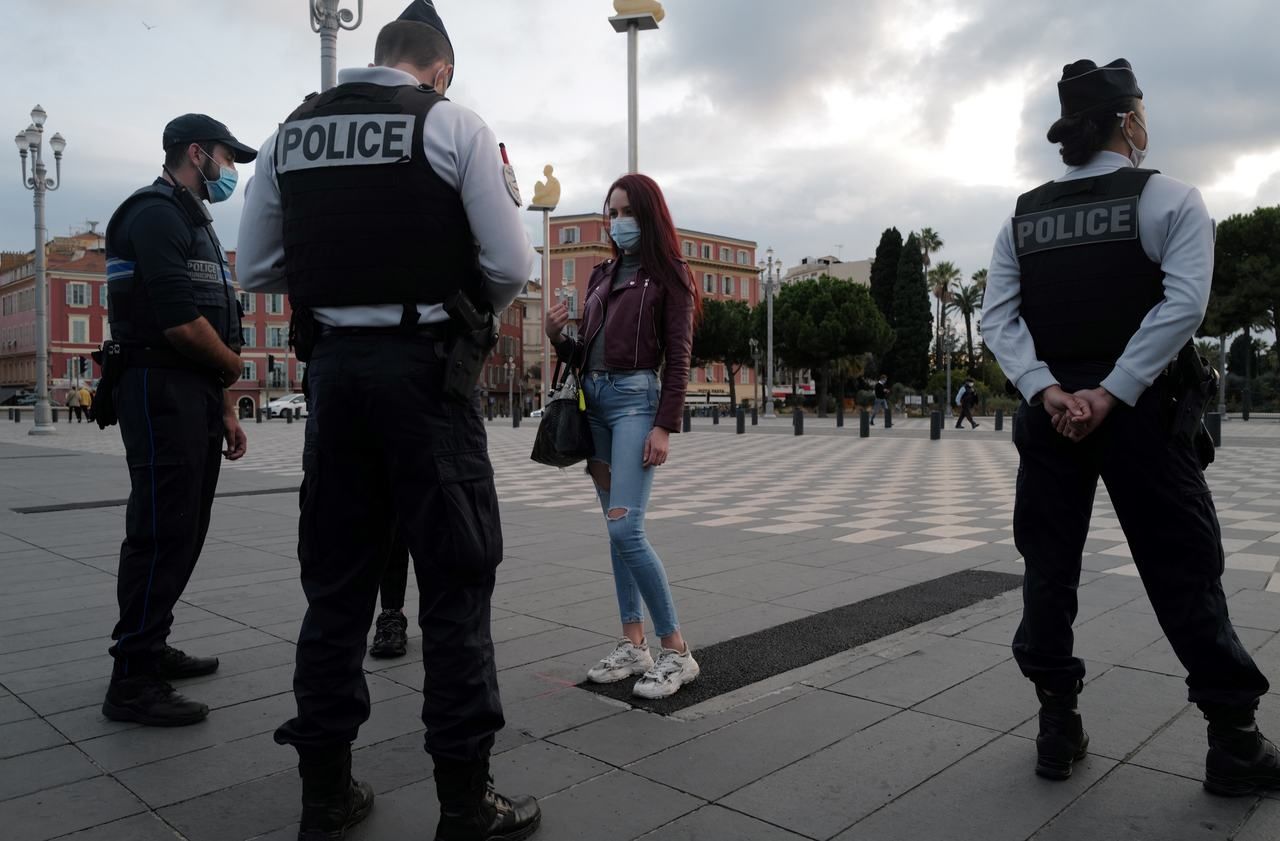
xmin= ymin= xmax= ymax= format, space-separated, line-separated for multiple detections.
xmin=609 ymin=2 xmax=663 ymax=173
xmin=310 ymin=0 xmax=364 ymax=92
xmin=16 ymin=105 xmax=65 ymax=436
xmin=758 ymin=248 xmax=781 ymax=418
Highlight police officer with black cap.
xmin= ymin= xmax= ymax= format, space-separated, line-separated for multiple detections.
xmin=99 ymin=114 xmax=253 ymax=726
xmin=237 ymin=2 xmax=539 ymax=838
xmin=983 ymin=59 xmax=1277 ymax=794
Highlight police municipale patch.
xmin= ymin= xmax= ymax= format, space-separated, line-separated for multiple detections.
xmin=503 ymin=164 xmax=522 ymax=207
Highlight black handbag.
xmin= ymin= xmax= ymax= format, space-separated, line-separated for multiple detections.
xmin=530 ymin=361 xmax=595 ymax=468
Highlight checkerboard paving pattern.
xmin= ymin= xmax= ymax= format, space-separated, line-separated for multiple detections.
xmin=4 ymin=419 xmax=1278 ymax=586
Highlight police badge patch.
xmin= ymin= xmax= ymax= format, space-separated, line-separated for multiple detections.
xmin=504 ymin=164 xmax=522 ymax=207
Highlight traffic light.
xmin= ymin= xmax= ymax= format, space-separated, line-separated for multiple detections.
xmin=79 ymin=356 xmax=89 ymax=376
xmin=267 ymin=354 xmax=277 ymax=371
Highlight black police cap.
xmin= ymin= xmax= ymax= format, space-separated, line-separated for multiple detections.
xmin=397 ymin=0 xmax=451 ymax=45
xmin=1057 ymin=59 xmax=1143 ymax=118
xmin=162 ymin=114 xmax=257 ymax=163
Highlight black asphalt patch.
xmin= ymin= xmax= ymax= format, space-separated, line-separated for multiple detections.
xmin=578 ymin=569 xmax=1023 ymax=715
xmin=13 ymin=486 xmax=299 ymax=514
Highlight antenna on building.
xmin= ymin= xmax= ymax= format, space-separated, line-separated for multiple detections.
xmin=834 ymin=244 xmax=844 ymax=261
xmin=85 ymin=220 xmax=99 ymax=233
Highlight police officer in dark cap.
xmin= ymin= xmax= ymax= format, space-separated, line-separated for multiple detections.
xmin=99 ymin=114 xmax=253 ymax=726
xmin=237 ymin=1 xmax=539 ymax=839
xmin=983 ymin=59 xmax=1277 ymax=794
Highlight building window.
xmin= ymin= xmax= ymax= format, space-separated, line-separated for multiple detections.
xmin=705 ymin=365 xmax=714 ymax=383
xmin=267 ymin=325 xmax=288 ymax=348
xmin=738 ymin=250 xmax=749 ymax=266
xmin=723 ymin=276 xmax=735 ymax=296
xmin=238 ymin=292 xmax=255 ymax=314
xmin=297 ymin=361 xmax=307 ymax=383
xmin=242 ymin=360 xmax=257 ymax=382
xmin=66 ymin=282 xmax=89 ymax=307
xmin=559 ymin=226 xmax=580 ymax=245
xmin=241 ymin=326 xmax=256 ymax=348
xmin=69 ymin=316 xmax=89 ymax=344
xmin=600 ymin=226 xmax=609 ymax=243
xmin=99 ymin=284 xmax=109 ymax=308
xmin=720 ymin=247 xmax=732 ymax=262
xmin=740 ymin=367 xmax=751 ymax=385
xmin=563 ymin=259 xmax=575 ymax=283
xmin=266 ymin=294 xmax=285 ymax=315
xmin=269 ymin=360 xmax=286 ymax=388
xmin=703 ymin=274 xmax=714 ymax=294
xmin=701 ymin=244 xmax=712 ymax=260
xmin=683 ymin=240 xmax=695 ymax=257
xmin=102 ymin=317 xmax=111 ymax=342
xmin=563 ymin=290 xmax=579 ymax=319
xmin=742 ymin=277 xmax=751 ymax=299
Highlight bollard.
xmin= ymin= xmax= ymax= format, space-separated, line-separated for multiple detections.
xmin=52 ymin=408 xmax=58 ymax=423
xmin=285 ymin=410 xmax=293 ymax=424
xmin=713 ymin=410 xmax=719 ymax=426
xmin=13 ymin=408 xmax=19 ymax=423
xmin=736 ymin=407 xmax=745 ymax=434
xmin=257 ymin=408 xmax=264 ymax=424
xmin=751 ymin=407 xmax=758 ymax=426
xmin=794 ymin=408 xmax=804 ymax=436
xmin=860 ymin=409 xmax=870 ymax=438
xmin=994 ymin=408 xmax=1004 ymax=432
xmin=513 ymin=409 xmax=520 ymax=429
xmin=6 ymin=408 xmax=11 ymax=421
xmin=885 ymin=405 xmax=893 ymax=429
xmin=683 ymin=407 xmax=692 ymax=432
xmin=1205 ymin=411 xmax=1222 ymax=448
xmin=930 ymin=410 xmax=942 ymax=440
xmin=836 ymin=402 xmax=844 ymax=429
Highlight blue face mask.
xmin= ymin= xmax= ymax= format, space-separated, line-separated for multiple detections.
xmin=610 ymin=216 xmax=641 ymax=252
xmin=198 ymin=148 xmax=238 ymax=203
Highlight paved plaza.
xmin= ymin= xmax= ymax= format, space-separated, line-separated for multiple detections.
xmin=2 ymin=413 xmax=1280 ymax=840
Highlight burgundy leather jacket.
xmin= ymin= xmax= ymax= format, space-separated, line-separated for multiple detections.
xmin=554 ymin=257 xmax=694 ymax=432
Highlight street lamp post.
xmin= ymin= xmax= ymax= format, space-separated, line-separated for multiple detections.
xmin=309 ymin=0 xmax=364 ymax=92
xmin=505 ymin=356 xmax=515 ymax=421
xmin=758 ymin=248 xmax=781 ymax=418
xmin=15 ymin=105 xmax=66 ymax=437
xmin=609 ymin=3 xmax=663 ymax=173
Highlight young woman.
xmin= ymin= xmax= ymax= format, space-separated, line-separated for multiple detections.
xmin=544 ymin=173 xmax=700 ymax=699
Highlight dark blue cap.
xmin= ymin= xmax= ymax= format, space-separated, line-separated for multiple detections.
xmin=162 ymin=114 xmax=257 ymax=163
xmin=1058 ymin=58 xmax=1143 ymax=118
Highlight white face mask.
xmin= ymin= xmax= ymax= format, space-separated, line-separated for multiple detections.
xmin=1116 ymin=112 xmax=1149 ymax=167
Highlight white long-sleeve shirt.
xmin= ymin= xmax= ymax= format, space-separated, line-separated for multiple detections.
xmin=236 ymin=66 xmax=534 ymax=326
xmin=981 ymin=150 xmax=1214 ymax=406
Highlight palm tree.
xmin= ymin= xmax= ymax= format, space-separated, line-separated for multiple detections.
xmin=928 ymin=260 xmax=960 ymax=366
xmin=971 ymin=268 xmax=987 ymax=294
xmin=953 ymin=282 xmax=983 ymax=374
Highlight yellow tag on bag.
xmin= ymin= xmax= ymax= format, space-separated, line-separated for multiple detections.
xmin=579 ymin=389 xmax=586 ymax=411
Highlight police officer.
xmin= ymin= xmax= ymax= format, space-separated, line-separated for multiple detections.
xmin=236 ymin=2 xmax=540 ymax=839
xmin=983 ymin=59 xmax=1277 ymax=794
xmin=100 ymin=114 xmax=252 ymax=726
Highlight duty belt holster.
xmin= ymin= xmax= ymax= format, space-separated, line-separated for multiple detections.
xmin=1168 ymin=342 xmax=1218 ymax=469
xmin=90 ymin=341 xmax=124 ymax=429
xmin=442 ymin=291 xmax=499 ymax=405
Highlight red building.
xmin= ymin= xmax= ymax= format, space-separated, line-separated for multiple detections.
xmin=540 ymin=213 xmax=760 ymax=405
xmin=0 ymin=229 xmax=526 ymax=415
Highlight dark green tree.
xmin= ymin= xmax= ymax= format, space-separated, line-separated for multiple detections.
xmin=869 ymin=227 xmax=903 ymax=325
xmin=952 ymin=282 xmax=983 ymax=375
xmin=692 ymin=298 xmax=754 ymax=408
xmin=887 ymin=233 xmax=932 ymax=388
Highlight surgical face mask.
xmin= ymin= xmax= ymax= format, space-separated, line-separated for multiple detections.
xmin=433 ymin=67 xmax=452 ymax=97
xmin=1116 ymin=112 xmax=1149 ymax=167
xmin=197 ymin=148 xmax=238 ymax=203
xmin=610 ymin=216 xmax=641 ymax=252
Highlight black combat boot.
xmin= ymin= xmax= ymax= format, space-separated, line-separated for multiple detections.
xmin=297 ymin=745 xmax=374 ymax=841
xmin=369 ymin=609 xmax=409 ymax=659
xmin=156 ymin=645 xmax=220 ymax=679
xmin=102 ymin=674 xmax=209 ymax=727
xmin=1035 ymin=681 xmax=1089 ymax=780
xmin=434 ymin=757 xmax=541 ymax=841
xmin=1203 ymin=705 xmax=1280 ymax=796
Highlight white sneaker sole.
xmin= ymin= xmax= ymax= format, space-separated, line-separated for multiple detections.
xmin=587 ymin=660 xmax=654 ymax=685
xmin=632 ymin=663 xmax=700 ymax=699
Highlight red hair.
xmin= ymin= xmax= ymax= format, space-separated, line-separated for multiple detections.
xmin=603 ymin=173 xmax=702 ymax=323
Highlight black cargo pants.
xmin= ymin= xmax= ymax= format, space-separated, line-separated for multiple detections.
xmin=109 ymin=367 xmax=225 ymax=679
xmin=1011 ymin=376 xmax=1269 ymax=708
xmin=274 ymin=332 xmax=505 ymax=762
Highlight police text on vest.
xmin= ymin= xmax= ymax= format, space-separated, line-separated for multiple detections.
xmin=276 ymin=114 xmax=414 ymax=173
xmin=1012 ymin=197 xmax=1140 ymax=257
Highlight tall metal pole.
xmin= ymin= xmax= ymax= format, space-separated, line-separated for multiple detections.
xmin=310 ymin=0 xmax=363 ymax=93
xmin=627 ymin=22 xmax=639 ymax=173
xmin=31 ymin=162 xmax=52 ymax=434
xmin=765 ymin=260 xmax=776 ymax=419
xmin=1218 ymin=333 xmax=1228 ymax=417
xmin=542 ymin=209 xmax=552 ymax=400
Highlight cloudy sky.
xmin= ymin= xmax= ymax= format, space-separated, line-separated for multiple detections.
xmin=3 ymin=0 xmax=1279 ymax=286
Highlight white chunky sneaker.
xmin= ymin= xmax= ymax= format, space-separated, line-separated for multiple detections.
xmin=632 ymin=646 xmax=700 ymax=699
xmin=586 ymin=639 xmax=655 ymax=684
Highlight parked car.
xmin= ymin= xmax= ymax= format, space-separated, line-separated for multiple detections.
xmin=530 ymin=408 xmax=544 ymax=419
xmin=266 ymin=393 xmax=307 ymax=418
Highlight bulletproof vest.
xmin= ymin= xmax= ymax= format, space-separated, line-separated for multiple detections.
xmin=105 ymin=182 xmax=240 ymax=349
xmin=1012 ymin=168 xmax=1164 ymax=382
xmin=275 ymin=82 xmax=485 ymax=310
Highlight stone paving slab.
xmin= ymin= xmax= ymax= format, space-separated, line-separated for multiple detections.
xmin=2 ymin=423 xmax=1280 ymax=840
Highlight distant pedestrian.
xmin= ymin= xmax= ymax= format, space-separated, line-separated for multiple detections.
xmin=79 ymin=385 xmax=93 ymax=422
xmin=545 ymin=173 xmax=701 ymax=700
xmin=66 ymin=387 xmax=82 ymax=422
xmin=955 ymin=379 xmax=980 ymax=429
xmin=871 ymin=374 xmax=889 ymax=425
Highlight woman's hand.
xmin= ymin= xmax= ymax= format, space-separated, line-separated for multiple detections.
xmin=643 ymin=427 xmax=670 ymax=468
xmin=545 ymin=301 xmax=570 ymax=342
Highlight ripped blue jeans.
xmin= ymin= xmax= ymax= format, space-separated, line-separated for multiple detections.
xmin=583 ymin=370 xmax=680 ymax=638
